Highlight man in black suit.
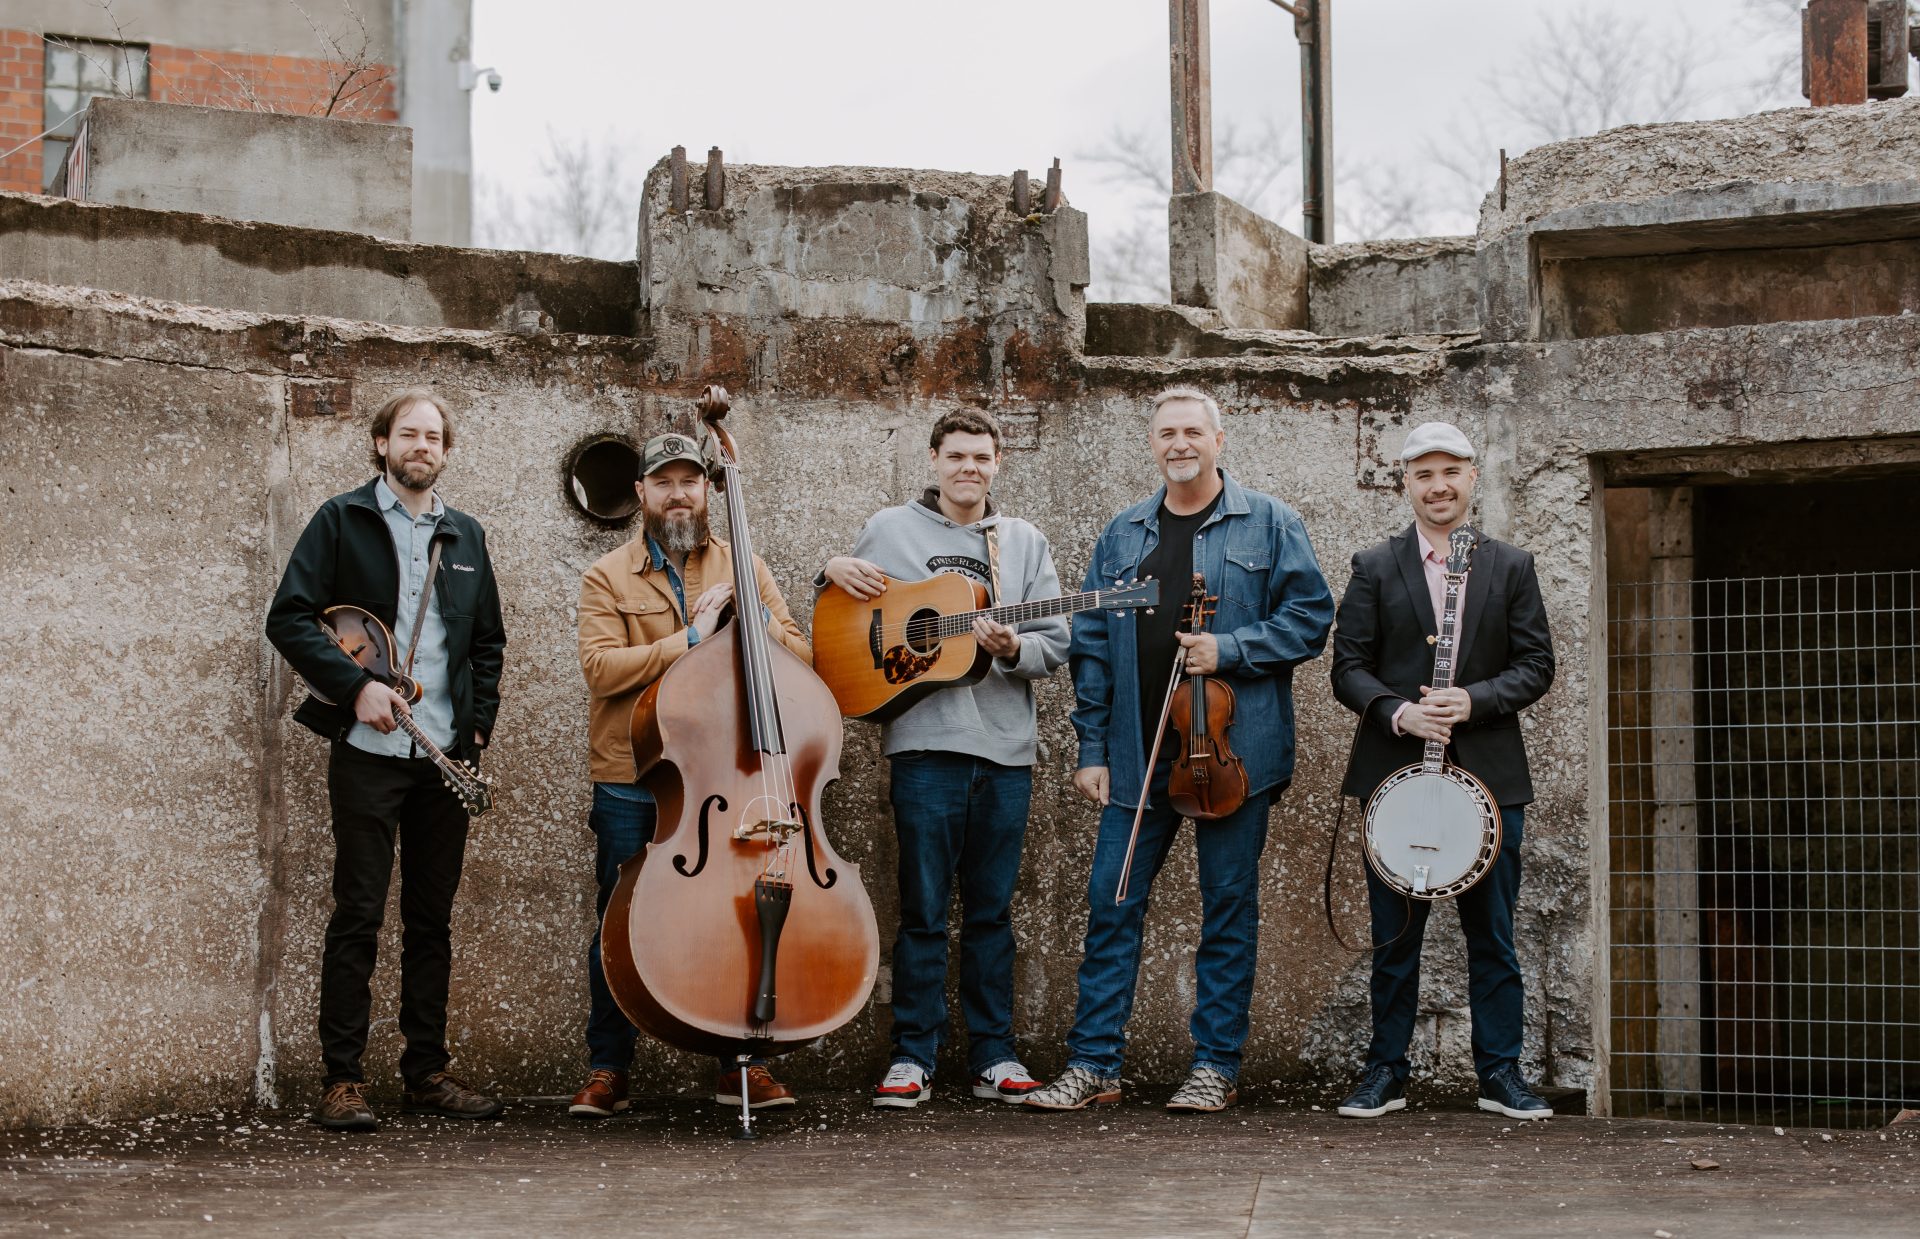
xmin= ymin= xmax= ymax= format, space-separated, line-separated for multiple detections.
xmin=1330 ymin=421 xmax=1556 ymax=1121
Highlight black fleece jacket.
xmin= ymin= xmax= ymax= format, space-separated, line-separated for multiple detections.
xmin=264 ymin=477 xmax=505 ymax=758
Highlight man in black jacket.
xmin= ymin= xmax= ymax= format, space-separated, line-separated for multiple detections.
xmin=1330 ymin=421 xmax=1555 ymax=1121
xmin=265 ymin=387 xmax=507 ymax=1131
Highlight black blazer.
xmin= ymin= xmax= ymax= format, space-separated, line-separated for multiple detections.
xmin=1330 ymin=524 xmax=1554 ymax=805
xmin=264 ymin=478 xmax=506 ymax=759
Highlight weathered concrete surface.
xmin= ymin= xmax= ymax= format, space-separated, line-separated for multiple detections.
xmin=1477 ymin=98 xmax=1920 ymax=342
xmin=73 ymin=99 xmax=412 ymax=240
xmin=1168 ymin=190 xmax=1310 ymax=330
xmin=1308 ymin=236 xmax=1478 ymax=338
xmin=0 ymin=192 xmax=638 ymax=334
xmin=3 ymin=1100 xmax=1915 ymax=1238
xmin=6 ymin=98 xmax=1920 ymax=1130
xmin=0 ymin=0 xmax=396 ymax=58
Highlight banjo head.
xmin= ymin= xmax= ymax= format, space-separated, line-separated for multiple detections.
xmin=1364 ymin=764 xmax=1501 ymax=900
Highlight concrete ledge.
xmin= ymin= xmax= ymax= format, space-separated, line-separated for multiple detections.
xmin=0 ymin=192 xmax=638 ymax=335
xmin=1168 ymin=190 xmax=1309 ymax=331
xmin=71 ymin=98 xmax=412 ymax=240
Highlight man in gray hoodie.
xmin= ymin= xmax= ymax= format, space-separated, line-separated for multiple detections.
xmin=820 ymin=409 xmax=1069 ymax=1109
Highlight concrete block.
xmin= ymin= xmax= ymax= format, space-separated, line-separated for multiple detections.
xmin=70 ymin=97 xmax=412 ymax=240
xmin=1167 ymin=190 xmax=1309 ymax=331
xmin=1308 ymin=236 xmax=1478 ymax=338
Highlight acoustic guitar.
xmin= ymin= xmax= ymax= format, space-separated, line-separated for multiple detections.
xmin=813 ymin=574 xmax=1158 ymax=720
xmin=306 ymin=605 xmax=495 ymax=815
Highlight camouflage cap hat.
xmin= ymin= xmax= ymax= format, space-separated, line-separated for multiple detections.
xmin=641 ymin=432 xmax=708 ymax=477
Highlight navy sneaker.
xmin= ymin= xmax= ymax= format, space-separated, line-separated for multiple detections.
xmin=1478 ymin=1065 xmax=1553 ymax=1120
xmin=1337 ymin=1064 xmax=1406 ymax=1118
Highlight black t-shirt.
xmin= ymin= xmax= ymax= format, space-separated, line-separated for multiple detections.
xmin=1135 ymin=491 xmax=1222 ymax=743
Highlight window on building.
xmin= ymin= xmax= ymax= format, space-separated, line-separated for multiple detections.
xmin=42 ymin=37 xmax=150 ymax=191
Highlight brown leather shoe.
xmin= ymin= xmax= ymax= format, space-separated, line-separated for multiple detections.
xmin=713 ymin=1063 xmax=797 ymax=1110
xmin=569 ymin=1068 xmax=630 ymax=1119
xmin=403 ymin=1070 xmax=504 ymax=1119
xmin=313 ymin=1081 xmax=377 ymax=1131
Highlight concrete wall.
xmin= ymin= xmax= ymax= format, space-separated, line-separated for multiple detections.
xmin=75 ymin=98 xmax=412 ymax=240
xmin=0 ymin=193 xmax=637 ymax=334
xmin=1308 ymin=237 xmax=1478 ymax=338
xmin=0 ymin=1 xmax=396 ymax=59
xmin=1168 ymin=190 xmax=1309 ymax=331
xmin=4 ymin=99 xmax=1920 ymax=1127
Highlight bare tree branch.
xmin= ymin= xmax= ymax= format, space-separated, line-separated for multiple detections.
xmin=474 ymin=128 xmax=642 ymax=260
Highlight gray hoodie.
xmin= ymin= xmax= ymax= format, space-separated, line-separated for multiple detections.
xmin=831 ymin=490 xmax=1068 ymax=766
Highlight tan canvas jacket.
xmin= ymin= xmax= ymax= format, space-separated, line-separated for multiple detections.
xmin=578 ymin=534 xmax=810 ymax=783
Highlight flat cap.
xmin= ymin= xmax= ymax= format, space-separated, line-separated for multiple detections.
xmin=1399 ymin=421 xmax=1475 ymax=462
xmin=641 ymin=432 xmax=708 ymax=476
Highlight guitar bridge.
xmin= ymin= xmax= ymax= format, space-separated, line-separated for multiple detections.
xmin=866 ymin=608 xmax=883 ymax=669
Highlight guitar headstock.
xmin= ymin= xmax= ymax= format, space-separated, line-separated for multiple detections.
xmin=1446 ymin=525 xmax=1477 ymax=577
xmin=1103 ymin=576 xmax=1160 ymax=615
xmin=1181 ymin=572 xmax=1218 ymax=632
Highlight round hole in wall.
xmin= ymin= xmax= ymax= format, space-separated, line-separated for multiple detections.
xmin=565 ymin=434 xmax=642 ymax=523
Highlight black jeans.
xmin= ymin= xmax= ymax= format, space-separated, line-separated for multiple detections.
xmin=319 ymin=742 xmax=470 ymax=1087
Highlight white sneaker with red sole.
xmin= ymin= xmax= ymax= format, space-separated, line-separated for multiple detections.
xmin=972 ymin=1061 xmax=1044 ymax=1103
xmin=872 ymin=1061 xmax=931 ymax=1109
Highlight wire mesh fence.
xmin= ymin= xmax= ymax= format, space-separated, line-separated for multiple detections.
xmin=1608 ymin=571 xmax=1919 ymax=1127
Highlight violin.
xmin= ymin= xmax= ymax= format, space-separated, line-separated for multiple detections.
xmin=1115 ymin=573 xmax=1249 ymax=902
xmin=599 ymin=386 xmax=878 ymax=1136
xmin=1165 ymin=573 xmax=1249 ymax=821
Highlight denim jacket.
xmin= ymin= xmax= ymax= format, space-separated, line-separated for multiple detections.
xmin=1070 ymin=470 xmax=1334 ymax=808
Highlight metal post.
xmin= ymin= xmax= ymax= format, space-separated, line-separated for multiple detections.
xmin=1297 ymin=0 xmax=1334 ymax=243
xmin=1803 ymin=0 xmax=1870 ymax=106
xmin=1169 ymin=0 xmax=1212 ymax=196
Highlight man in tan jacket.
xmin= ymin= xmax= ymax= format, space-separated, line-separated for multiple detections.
xmin=569 ymin=431 xmax=811 ymax=1119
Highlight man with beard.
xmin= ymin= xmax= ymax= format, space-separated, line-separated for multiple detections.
xmin=266 ymin=387 xmax=507 ymax=1131
xmin=1026 ymin=386 xmax=1334 ymax=1114
xmin=568 ymin=432 xmax=812 ymax=1118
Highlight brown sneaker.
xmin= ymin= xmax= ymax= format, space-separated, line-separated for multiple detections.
xmin=403 ymin=1070 xmax=504 ymax=1119
xmin=569 ymin=1068 xmax=630 ymax=1119
xmin=313 ymin=1081 xmax=377 ymax=1131
xmin=713 ymin=1063 xmax=797 ymax=1110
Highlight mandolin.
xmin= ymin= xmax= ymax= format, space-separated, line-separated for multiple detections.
xmin=307 ymin=605 xmax=494 ymax=815
xmin=813 ymin=574 xmax=1158 ymax=720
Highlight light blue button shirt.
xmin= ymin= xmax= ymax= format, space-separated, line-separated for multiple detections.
xmin=346 ymin=476 xmax=456 ymax=756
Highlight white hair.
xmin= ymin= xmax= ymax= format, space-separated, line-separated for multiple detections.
xmin=1149 ymin=386 xmax=1223 ymax=431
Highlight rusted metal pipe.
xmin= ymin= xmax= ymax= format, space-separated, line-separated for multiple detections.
xmin=1043 ymin=158 xmax=1063 ymax=212
xmin=1012 ymin=169 xmax=1030 ymax=216
xmin=669 ymin=145 xmax=688 ymax=213
xmin=1295 ymin=0 xmax=1334 ymax=243
xmin=703 ymin=146 xmax=725 ymax=210
xmin=1169 ymin=0 xmax=1212 ymax=196
xmin=1803 ymin=0 xmax=1869 ymax=106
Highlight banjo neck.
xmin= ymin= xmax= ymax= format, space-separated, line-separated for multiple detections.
xmin=1424 ymin=536 xmax=1471 ymax=772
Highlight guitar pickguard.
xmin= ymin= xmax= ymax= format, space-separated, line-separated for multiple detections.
xmin=881 ymin=643 xmax=940 ymax=685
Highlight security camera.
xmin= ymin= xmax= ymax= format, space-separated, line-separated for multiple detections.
xmin=458 ymin=62 xmax=503 ymax=93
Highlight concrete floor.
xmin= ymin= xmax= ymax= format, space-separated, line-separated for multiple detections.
xmin=3 ymin=1089 xmax=1915 ymax=1238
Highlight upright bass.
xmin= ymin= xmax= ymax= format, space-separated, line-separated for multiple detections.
xmin=600 ymin=386 xmax=878 ymax=1136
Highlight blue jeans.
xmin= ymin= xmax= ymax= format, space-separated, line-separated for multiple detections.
xmin=1065 ymin=764 xmax=1272 ymax=1082
xmin=585 ymin=782 xmax=653 ymax=1072
xmin=1364 ymin=806 xmax=1526 ymax=1083
xmin=886 ymin=752 xmax=1032 ymax=1075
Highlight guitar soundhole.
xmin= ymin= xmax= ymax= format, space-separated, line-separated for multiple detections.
xmin=902 ymin=607 xmax=942 ymax=657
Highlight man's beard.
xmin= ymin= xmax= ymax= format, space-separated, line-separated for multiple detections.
xmin=387 ymin=449 xmax=444 ymax=492
xmin=1165 ymin=458 xmax=1204 ymax=484
xmin=644 ymin=505 xmax=708 ymax=556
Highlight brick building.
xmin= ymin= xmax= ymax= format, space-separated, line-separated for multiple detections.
xmin=0 ymin=0 xmax=473 ymax=243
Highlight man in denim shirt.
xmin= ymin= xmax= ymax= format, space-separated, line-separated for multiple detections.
xmin=1027 ymin=387 xmax=1334 ymax=1113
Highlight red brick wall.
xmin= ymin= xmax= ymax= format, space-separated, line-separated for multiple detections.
xmin=0 ymin=31 xmax=396 ymax=197
xmin=149 ymin=45 xmax=397 ymax=122
xmin=0 ymin=29 xmax=45 ymax=195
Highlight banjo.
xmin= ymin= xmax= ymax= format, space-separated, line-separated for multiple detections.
xmin=1362 ymin=525 xmax=1500 ymax=900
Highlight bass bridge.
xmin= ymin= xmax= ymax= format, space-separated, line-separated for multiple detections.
xmin=732 ymin=816 xmax=803 ymax=843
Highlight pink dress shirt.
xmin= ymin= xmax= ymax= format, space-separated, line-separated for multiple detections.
xmin=1390 ymin=529 xmax=1467 ymax=736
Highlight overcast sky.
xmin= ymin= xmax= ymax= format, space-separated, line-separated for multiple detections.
xmin=468 ymin=0 xmax=1818 ymax=289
